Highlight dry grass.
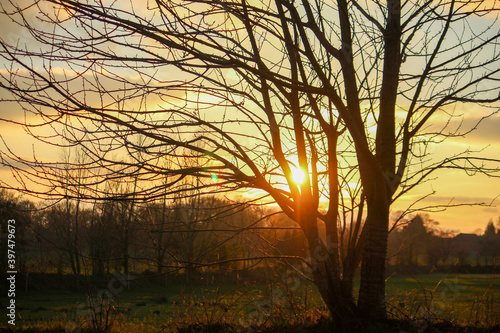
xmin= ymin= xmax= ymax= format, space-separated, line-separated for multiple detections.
xmin=2 ymin=273 xmax=497 ymax=332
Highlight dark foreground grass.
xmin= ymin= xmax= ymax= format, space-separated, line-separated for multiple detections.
xmin=1 ymin=273 xmax=498 ymax=332
xmin=1 ymin=319 xmax=500 ymax=333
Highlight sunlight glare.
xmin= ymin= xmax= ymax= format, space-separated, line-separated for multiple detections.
xmin=292 ymin=167 xmax=306 ymax=184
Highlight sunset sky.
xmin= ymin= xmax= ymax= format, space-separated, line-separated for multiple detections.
xmin=0 ymin=1 xmax=499 ymax=234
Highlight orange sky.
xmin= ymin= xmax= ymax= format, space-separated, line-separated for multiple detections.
xmin=2 ymin=110 xmax=498 ymax=234
xmin=395 ymin=121 xmax=500 ymax=234
xmin=0 ymin=1 xmax=499 ymax=234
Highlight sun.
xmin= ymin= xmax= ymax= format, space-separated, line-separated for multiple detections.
xmin=291 ymin=167 xmax=306 ymax=184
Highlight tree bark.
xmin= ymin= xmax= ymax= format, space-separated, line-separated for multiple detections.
xmin=357 ymin=192 xmax=390 ymax=319
xmin=356 ymin=0 xmax=401 ymax=319
xmin=303 ymin=219 xmax=356 ymax=322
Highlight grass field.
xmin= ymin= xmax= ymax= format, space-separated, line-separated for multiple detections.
xmin=384 ymin=274 xmax=499 ymax=327
xmin=2 ymin=273 xmax=499 ymax=332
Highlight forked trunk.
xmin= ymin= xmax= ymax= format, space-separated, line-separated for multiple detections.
xmin=304 ymin=232 xmax=356 ymax=322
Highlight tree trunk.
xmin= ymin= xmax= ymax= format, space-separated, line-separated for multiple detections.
xmin=357 ymin=197 xmax=389 ymax=319
xmin=74 ymin=199 xmax=81 ymax=275
xmin=356 ymin=0 xmax=401 ymax=320
xmin=304 ymin=228 xmax=356 ymax=322
xmin=123 ymin=227 xmax=129 ymax=275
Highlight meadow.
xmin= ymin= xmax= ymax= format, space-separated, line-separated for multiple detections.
xmin=1 ymin=272 xmax=498 ymax=332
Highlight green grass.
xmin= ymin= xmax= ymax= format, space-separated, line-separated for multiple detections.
xmin=3 ymin=273 xmax=498 ymax=332
xmin=8 ymin=280 xmax=274 ymax=331
xmin=384 ymin=273 xmax=499 ymax=327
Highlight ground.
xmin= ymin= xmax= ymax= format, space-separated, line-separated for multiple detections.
xmin=0 ymin=273 xmax=498 ymax=332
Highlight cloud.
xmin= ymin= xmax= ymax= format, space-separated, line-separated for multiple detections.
xmin=482 ymin=207 xmax=499 ymax=214
xmin=422 ymin=108 xmax=500 ymax=147
xmin=393 ymin=193 xmax=500 ymax=233
xmin=459 ymin=114 xmax=500 ymax=144
xmin=395 ymin=192 xmax=499 ymax=211
xmin=0 ymin=1 xmax=45 ymax=44
xmin=423 ymin=195 xmax=499 ymax=205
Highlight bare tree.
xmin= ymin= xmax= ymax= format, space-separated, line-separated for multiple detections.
xmin=0 ymin=189 xmax=36 ymax=273
xmin=1 ymin=0 xmax=499 ymax=321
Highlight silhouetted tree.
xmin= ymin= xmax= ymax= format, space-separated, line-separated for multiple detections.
xmin=481 ymin=220 xmax=499 ymax=265
xmin=0 ymin=190 xmax=36 ymax=273
xmin=388 ymin=214 xmax=436 ymax=267
xmin=1 ymin=0 xmax=499 ymax=320
xmin=427 ymin=230 xmax=454 ymax=267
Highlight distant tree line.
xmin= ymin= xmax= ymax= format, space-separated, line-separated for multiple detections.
xmin=2 ymin=187 xmax=498 ymax=283
xmin=0 ymin=188 xmax=305 ymax=282
xmin=388 ymin=214 xmax=500 ymax=269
